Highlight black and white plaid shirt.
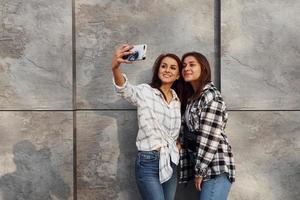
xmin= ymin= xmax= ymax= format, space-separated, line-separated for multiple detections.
xmin=113 ymin=74 xmax=181 ymax=183
xmin=179 ymin=82 xmax=235 ymax=183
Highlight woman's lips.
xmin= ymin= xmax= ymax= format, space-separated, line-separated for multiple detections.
xmin=162 ymin=74 xmax=172 ymax=78
xmin=183 ymin=73 xmax=192 ymax=77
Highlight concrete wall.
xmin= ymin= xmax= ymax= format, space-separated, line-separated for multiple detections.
xmin=0 ymin=0 xmax=73 ymax=199
xmin=0 ymin=0 xmax=72 ymax=110
xmin=0 ymin=112 xmax=73 ymax=200
xmin=0 ymin=0 xmax=299 ymax=199
xmin=221 ymin=1 xmax=300 ymax=199
xmin=222 ymin=0 xmax=300 ymax=110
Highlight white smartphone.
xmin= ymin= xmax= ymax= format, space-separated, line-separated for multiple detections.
xmin=123 ymin=44 xmax=147 ymax=61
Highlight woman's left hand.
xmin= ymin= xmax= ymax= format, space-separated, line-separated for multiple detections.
xmin=194 ymin=176 xmax=203 ymax=191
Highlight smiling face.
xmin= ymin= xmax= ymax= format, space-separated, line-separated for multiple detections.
xmin=182 ymin=55 xmax=202 ymax=84
xmin=158 ymin=57 xmax=180 ymax=84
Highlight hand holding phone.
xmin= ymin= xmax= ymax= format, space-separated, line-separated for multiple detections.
xmin=123 ymin=44 xmax=147 ymax=61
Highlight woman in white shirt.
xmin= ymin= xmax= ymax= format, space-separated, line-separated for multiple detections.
xmin=112 ymin=44 xmax=184 ymax=200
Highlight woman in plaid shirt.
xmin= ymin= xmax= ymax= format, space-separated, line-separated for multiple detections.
xmin=112 ymin=44 xmax=184 ymax=200
xmin=179 ymin=52 xmax=235 ymax=200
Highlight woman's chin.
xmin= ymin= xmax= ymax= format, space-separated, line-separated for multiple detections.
xmin=183 ymin=78 xmax=193 ymax=82
xmin=160 ymin=78 xmax=176 ymax=84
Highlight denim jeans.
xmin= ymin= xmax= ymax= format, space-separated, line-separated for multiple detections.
xmin=198 ymin=174 xmax=231 ymax=200
xmin=135 ymin=151 xmax=177 ymax=200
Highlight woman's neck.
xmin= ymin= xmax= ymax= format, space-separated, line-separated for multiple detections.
xmin=159 ymin=83 xmax=173 ymax=104
xmin=190 ymin=81 xmax=199 ymax=93
xmin=159 ymin=83 xmax=172 ymax=95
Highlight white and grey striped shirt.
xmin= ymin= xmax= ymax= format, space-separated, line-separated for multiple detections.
xmin=113 ymin=74 xmax=181 ymax=183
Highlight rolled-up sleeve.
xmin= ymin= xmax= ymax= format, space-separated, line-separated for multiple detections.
xmin=112 ymin=73 xmax=145 ymax=106
xmin=194 ymin=100 xmax=224 ymax=177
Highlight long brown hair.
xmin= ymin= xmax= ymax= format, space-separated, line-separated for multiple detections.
xmin=181 ymin=52 xmax=211 ymax=102
xmin=149 ymin=53 xmax=185 ymax=107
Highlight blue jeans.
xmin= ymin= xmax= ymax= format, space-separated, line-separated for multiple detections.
xmin=135 ymin=151 xmax=177 ymax=200
xmin=198 ymin=174 xmax=232 ymax=200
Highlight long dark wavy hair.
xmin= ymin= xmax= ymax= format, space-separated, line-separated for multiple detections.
xmin=181 ymin=52 xmax=212 ymax=110
xmin=149 ymin=53 xmax=185 ymax=112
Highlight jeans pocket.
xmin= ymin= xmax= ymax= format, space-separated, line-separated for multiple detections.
xmin=138 ymin=151 xmax=159 ymax=163
xmin=138 ymin=151 xmax=159 ymax=167
xmin=136 ymin=152 xmax=159 ymax=179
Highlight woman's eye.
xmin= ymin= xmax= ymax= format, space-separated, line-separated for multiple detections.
xmin=171 ymin=66 xmax=177 ymax=70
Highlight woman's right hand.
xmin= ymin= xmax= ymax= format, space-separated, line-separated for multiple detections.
xmin=112 ymin=44 xmax=134 ymax=70
xmin=194 ymin=176 xmax=203 ymax=191
xmin=176 ymin=140 xmax=181 ymax=152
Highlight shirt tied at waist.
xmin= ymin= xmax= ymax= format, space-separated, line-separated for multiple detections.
xmin=159 ymin=135 xmax=179 ymax=183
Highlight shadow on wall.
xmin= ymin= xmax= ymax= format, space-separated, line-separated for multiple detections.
xmin=0 ymin=140 xmax=70 ymax=200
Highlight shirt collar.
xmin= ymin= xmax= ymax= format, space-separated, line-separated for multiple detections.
xmin=202 ymin=81 xmax=215 ymax=91
xmin=171 ymin=89 xmax=180 ymax=101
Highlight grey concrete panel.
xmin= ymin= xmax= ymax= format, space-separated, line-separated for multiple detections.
xmin=0 ymin=0 xmax=72 ymax=110
xmin=76 ymin=0 xmax=215 ymax=109
xmin=0 ymin=112 xmax=73 ymax=200
xmin=221 ymin=1 xmax=300 ymax=109
xmin=76 ymin=111 xmax=139 ymax=200
xmin=227 ymin=111 xmax=300 ymax=200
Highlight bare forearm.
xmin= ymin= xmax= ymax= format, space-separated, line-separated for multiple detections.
xmin=112 ymin=67 xmax=125 ymax=86
xmin=111 ymin=44 xmax=133 ymax=86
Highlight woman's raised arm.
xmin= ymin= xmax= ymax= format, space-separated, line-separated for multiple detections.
xmin=111 ymin=44 xmax=133 ymax=86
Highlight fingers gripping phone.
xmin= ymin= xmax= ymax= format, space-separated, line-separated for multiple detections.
xmin=123 ymin=44 xmax=147 ymax=61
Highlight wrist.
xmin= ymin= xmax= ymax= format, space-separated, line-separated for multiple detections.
xmin=195 ymin=167 xmax=207 ymax=178
xmin=112 ymin=59 xmax=120 ymax=69
xmin=112 ymin=64 xmax=120 ymax=70
xmin=195 ymin=175 xmax=203 ymax=179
